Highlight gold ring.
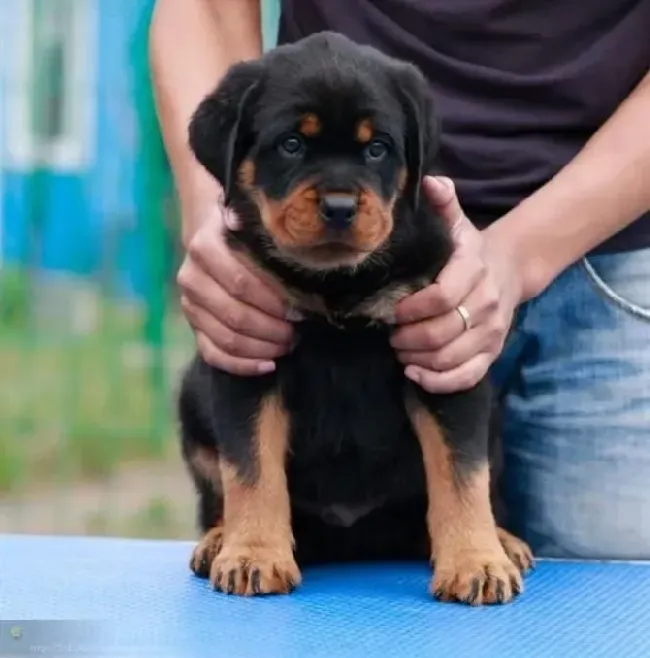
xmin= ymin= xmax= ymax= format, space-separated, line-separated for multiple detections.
xmin=456 ymin=304 xmax=471 ymax=331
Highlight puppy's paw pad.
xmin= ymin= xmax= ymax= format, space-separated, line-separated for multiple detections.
xmin=190 ymin=526 xmax=224 ymax=578
xmin=431 ymin=548 xmax=522 ymax=605
xmin=497 ymin=527 xmax=535 ymax=574
xmin=209 ymin=545 xmax=301 ymax=596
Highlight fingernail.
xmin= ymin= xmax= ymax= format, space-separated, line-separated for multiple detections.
xmin=435 ymin=176 xmax=454 ymax=190
xmin=404 ymin=365 xmax=422 ymax=383
xmin=285 ymin=308 xmax=304 ymax=322
xmin=225 ymin=210 xmax=241 ymax=230
xmin=257 ymin=361 xmax=276 ymax=374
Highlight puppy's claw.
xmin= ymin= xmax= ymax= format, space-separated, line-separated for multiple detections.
xmin=190 ymin=526 xmax=224 ymax=578
xmin=227 ymin=570 xmax=236 ymax=594
xmin=468 ymin=579 xmax=481 ymax=605
xmin=497 ymin=527 xmax=534 ymax=574
xmin=495 ymin=580 xmax=505 ymax=604
xmin=431 ymin=547 xmax=522 ymax=606
xmin=251 ymin=568 xmax=262 ymax=595
xmin=210 ymin=545 xmax=301 ymax=596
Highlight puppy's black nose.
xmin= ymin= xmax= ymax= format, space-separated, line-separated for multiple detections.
xmin=319 ymin=194 xmax=358 ymax=229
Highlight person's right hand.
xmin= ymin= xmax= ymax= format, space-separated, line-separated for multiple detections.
xmin=177 ymin=207 xmax=296 ymax=376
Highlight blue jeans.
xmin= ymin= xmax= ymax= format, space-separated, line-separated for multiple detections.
xmin=493 ymin=247 xmax=650 ymax=559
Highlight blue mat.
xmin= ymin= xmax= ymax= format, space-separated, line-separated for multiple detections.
xmin=1 ymin=535 xmax=648 ymax=657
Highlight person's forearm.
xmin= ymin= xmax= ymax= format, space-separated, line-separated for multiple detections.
xmin=149 ymin=0 xmax=262 ymax=246
xmin=488 ymin=69 xmax=650 ymax=302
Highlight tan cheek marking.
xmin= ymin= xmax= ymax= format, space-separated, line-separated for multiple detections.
xmin=238 ymin=156 xmax=321 ymax=247
xmin=355 ymin=118 xmax=373 ymax=143
xmin=352 ymin=189 xmax=395 ymax=250
xmin=299 ymin=113 xmax=322 ymax=137
xmin=255 ymin=184 xmax=322 ymax=247
xmin=397 ymin=167 xmax=407 ymax=193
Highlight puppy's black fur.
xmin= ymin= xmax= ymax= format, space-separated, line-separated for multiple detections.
xmin=180 ymin=32 xmax=531 ymax=602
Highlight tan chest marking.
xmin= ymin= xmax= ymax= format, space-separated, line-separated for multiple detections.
xmin=286 ymin=277 xmax=428 ymax=326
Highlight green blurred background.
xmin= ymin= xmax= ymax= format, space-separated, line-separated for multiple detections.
xmin=0 ymin=0 xmax=280 ymax=538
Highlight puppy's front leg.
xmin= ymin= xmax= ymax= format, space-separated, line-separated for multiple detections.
xmin=211 ymin=393 xmax=301 ymax=596
xmin=407 ymin=384 xmax=522 ymax=605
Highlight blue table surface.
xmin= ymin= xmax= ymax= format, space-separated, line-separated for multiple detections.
xmin=1 ymin=535 xmax=648 ymax=657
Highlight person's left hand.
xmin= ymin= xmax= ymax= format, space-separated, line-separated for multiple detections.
xmin=390 ymin=176 xmax=524 ymax=394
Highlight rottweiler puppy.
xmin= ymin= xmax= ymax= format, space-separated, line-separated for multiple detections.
xmin=179 ymin=31 xmax=533 ymax=605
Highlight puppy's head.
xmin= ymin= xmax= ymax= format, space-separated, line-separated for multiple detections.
xmin=189 ymin=32 xmax=439 ymax=271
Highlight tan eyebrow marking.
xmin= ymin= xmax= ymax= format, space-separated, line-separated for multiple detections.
xmin=299 ymin=113 xmax=322 ymax=136
xmin=355 ymin=118 xmax=373 ymax=143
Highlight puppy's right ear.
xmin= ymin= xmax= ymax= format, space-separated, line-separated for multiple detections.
xmin=188 ymin=60 xmax=264 ymax=205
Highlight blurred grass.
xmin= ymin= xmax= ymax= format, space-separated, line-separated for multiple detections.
xmin=0 ymin=0 xmax=199 ymax=539
xmin=0 ymin=266 xmax=194 ymax=495
xmin=85 ymin=496 xmax=192 ymax=539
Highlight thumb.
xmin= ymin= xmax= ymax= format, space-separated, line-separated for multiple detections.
xmin=206 ymin=203 xmax=242 ymax=232
xmin=224 ymin=208 xmax=242 ymax=231
xmin=422 ymin=176 xmax=467 ymax=235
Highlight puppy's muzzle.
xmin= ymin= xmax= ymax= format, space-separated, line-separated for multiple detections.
xmin=319 ymin=194 xmax=358 ymax=230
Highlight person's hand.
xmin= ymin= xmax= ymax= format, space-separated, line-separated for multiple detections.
xmin=177 ymin=206 xmax=296 ymax=376
xmin=390 ymin=176 xmax=524 ymax=394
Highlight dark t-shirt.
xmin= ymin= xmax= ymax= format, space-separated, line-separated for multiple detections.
xmin=278 ymin=0 xmax=650 ymax=253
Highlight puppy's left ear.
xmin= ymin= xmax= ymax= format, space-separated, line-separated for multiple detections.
xmin=188 ymin=60 xmax=264 ymax=205
xmin=392 ymin=64 xmax=440 ymax=211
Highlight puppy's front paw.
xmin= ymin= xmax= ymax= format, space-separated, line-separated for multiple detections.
xmin=190 ymin=526 xmax=224 ymax=578
xmin=432 ymin=545 xmax=522 ymax=605
xmin=209 ymin=544 xmax=301 ymax=596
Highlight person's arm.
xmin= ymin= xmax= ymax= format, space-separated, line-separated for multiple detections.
xmin=149 ymin=0 xmax=293 ymax=377
xmin=392 ymin=69 xmax=650 ymax=394
xmin=149 ymin=0 xmax=263 ymax=246
xmin=491 ymin=69 xmax=650 ymax=302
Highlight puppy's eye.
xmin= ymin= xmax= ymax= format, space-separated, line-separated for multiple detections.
xmin=278 ymin=135 xmax=305 ymax=157
xmin=365 ymin=139 xmax=389 ymax=162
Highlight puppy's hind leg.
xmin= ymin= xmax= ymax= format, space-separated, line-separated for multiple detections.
xmin=179 ymin=367 xmax=226 ymax=578
xmin=211 ymin=393 xmax=301 ymax=596
xmin=497 ymin=527 xmax=534 ymax=574
xmin=185 ymin=446 xmax=225 ymax=578
xmin=488 ymin=395 xmax=535 ymax=574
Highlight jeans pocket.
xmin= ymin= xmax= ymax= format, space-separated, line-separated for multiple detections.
xmin=581 ymin=249 xmax=650 ymax=322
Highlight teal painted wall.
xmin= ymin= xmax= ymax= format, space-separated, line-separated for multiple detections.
xmin=261 ymin=0 xmax=280 ymax=50
xmin=1 ymin=0 xmax=283 ymax=294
